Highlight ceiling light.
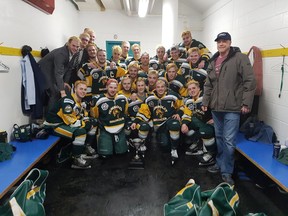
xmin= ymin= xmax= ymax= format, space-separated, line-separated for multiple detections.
xmin=138 ymin=0 xmax=149 ymax=18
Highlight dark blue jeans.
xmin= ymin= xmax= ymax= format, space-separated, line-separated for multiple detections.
xmin=212 ymin=111 xmax=240 ymax=175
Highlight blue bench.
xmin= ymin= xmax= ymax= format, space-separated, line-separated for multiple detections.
xmin=0 ymin=135 xmax=60 ymax=199
xmin=236 ymin=133 xmax=288 ymax=192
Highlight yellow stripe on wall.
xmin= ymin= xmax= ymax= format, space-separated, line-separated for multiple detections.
xmin=0 ymin=46 xmax=41 ymax=57
xmin=260 ymin=47 xmax=288 ymax=57
xmin=1 ymin=45 xmax=288 ymax=58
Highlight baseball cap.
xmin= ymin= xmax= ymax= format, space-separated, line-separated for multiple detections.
xmin=214 ymin=32 xmax=231 ymax=41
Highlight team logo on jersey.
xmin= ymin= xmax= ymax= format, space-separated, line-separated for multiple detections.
xmin=64 ymin=105 xmax=73 ymax=113
xmin=110 ymin=71 xmax=115 ymax=78
xmin=101 ymin=103 xmax=109 ymax=111
xmin=109 ymin=105 xmax=122 ymax=118
xmin=154 ymin=105 xmax=167 ymax=119
xmin=188 ymin=104 xmax=194 ymax=110
xmin=155 ymin=108 xmax=164 ymax=119
xmin=151 ymin=63 xmax=158 ymax=70
xmin=92 ymin=72 xmax=99 ymax=79
xmin=148 ymin=101 xmax=154 ymax=107
xmin=133 ymin=105 xmax=139 ymax=112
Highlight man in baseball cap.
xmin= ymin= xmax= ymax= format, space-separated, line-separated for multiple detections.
xmin=214 ymin=32 xmax=231 ymax=41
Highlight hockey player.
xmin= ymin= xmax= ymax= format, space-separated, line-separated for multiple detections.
xmin=167 ymin=45 xmax=187 ymax=69
xmin=77 ymin=43 xmax=98 ymax=103
xmin=125 ymin=78 xmax=149 ymax=150
xmin=158 ymin=63 xmax=187 ymax=97
xmin=120 ymin=41 xmax=131 ymax=64
xmin=182 ymin=80 xmax=216 ymax=166
xmin=126 ymin=43 xmax=141 ymax=66
xmin=150 ymin=45 xmax=168 ymax=71
xmin=90 ymin=79 xmax=129 ymax=157
xmin=118 ymin=76 xmax=134 ymax=99
xmin=44 ymin=80 xmax=98 ymax=169
xmin=88 ymin=49 xmax=126 ymax=97
xmin=131 ymin=79 xmax=192 ymax=164
xmin=110 ymin=45 xmax=127 ymax=70
xmin=147 ymin=70 xmax=159 ymax=94
xmin=125 ymin=61 xmax=140 ymax=92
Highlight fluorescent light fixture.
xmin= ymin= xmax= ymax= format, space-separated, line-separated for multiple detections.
xmin=138 ymin=0 xmax=149 ymax=18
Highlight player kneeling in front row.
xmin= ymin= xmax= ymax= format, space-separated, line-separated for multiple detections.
xmin=131 ymin=79 xmax=192 ymax=165
xmin=44 ymin=80 xmax=98 ymax=169
xmin=182 ymin=80 xmax=216 ymax=166
xmin=90 ymin=79 xmax=128 ymax=158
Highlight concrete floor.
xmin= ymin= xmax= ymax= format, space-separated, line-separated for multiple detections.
xmin=43 ymin=140 xmax=288 ymax=216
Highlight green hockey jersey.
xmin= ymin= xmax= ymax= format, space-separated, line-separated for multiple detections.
xmin=91 ymin=94 xmax=128 ymax=134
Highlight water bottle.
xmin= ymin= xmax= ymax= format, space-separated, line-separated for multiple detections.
xmin=273 ymin=140 xmax=281 ymax=159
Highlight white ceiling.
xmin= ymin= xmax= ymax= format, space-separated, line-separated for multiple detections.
xmin=71 ymin=0 xmax=217 ymax=15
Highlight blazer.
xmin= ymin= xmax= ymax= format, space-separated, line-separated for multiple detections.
xmin=38 ymin=45 xmax=74 ymax=92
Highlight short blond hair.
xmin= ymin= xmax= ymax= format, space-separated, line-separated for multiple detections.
xmin=187 ymin=47 xmax=200 ymax=56
xmin=148 ymin=69 xmax=158 ymax=77
xmin=74 ymin=80 xmax=87 ymax=88
xmin=128 ymin=61 xmax=140 ymax=70
xmin=112 ymin=45 xmax=122 ymax=55
xmin=79 ymin=32 xmax=90 ymax=40
xmin=187 ymin=79 xmax=200 ymax=88
xmin=181 ymin=30 xmax=192 ymax=38
xmin=68 ymin=36 xmax=81 ymax=44
xmin=166 ymin=63 xmax=178 ymax=72
xmin=131 ymin=43 xmax=141 ymax=51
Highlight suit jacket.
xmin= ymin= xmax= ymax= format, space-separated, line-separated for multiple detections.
xmin=38 ymin=45 xmax=74 ymax=92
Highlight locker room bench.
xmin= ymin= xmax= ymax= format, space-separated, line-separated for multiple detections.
xmin=236 ymin=132 xmax=288 ymax=192
xmin=0 ymin=135 xmax=60 ymax=199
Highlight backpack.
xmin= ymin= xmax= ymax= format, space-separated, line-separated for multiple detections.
xmin=13 ymin=124 xmax=33 ymax=142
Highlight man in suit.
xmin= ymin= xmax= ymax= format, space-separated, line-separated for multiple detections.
xmin=39 ymin=36 xmax=80 ymax=108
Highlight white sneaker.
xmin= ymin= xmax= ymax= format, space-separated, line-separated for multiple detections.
xmin=186 ymin=148 xmax=205 ymax=155
xmin=71 ymin=155 xmax=91 ymax=169
xmin=84 ymin=145 xmax=96 ymax=155
xmin=171 ymin=149 xmax=178 ymax=159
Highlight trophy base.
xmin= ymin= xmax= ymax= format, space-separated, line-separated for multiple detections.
xmin=128 ymin=157 xmax=144 ymax=169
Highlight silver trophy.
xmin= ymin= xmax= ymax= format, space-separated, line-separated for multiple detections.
xmin=128 ymin=138 xmax=145 ymax=169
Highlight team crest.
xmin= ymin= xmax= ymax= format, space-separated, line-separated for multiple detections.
xmin=155 ymin=108 xmax=165 ymax=119
xmin=152 ymin=63 xmax=158 ymax=70
xmin=133 ymin=105 xmax=139 ymax=112
xmin=92 ymin=72 xmax=99 ymax=79
xmin=188 ymin=104 xmax=194 ymax=110
xmin=110 ymin=71 xmax=115 ymax=78
xmin=101 ymin=103 xmax=109 ymax=111
xmin=111 ymin=107 xmax=121 ymax=118
xmin=64 ymin=105 xmax=73 ymax=113
xmin=148 ymin=101 xmax=154 ymax=107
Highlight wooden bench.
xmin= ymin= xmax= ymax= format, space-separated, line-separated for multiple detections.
xmin=0 ymin=135 xmax=60 ymax=199
xmin=236 ymin=132 xmax=288 ymax=192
